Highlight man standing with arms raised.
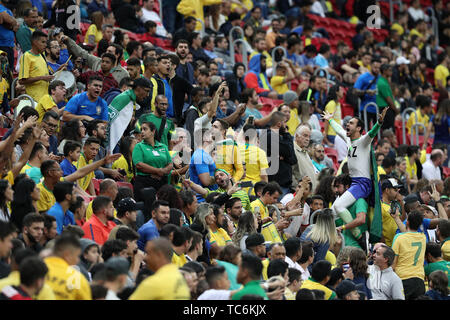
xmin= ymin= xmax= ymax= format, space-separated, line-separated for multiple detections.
xmin=322 ymin=107 xmax=388 ymax=247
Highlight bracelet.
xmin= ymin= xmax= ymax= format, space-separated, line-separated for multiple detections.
xmin=342 ymin=225 xmax=346 ymax=230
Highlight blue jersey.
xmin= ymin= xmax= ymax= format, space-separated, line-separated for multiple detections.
xmin=60 ymin=158 xmax=77 ymax=176
xmin=354 ymin=72 xmax=378 ymax=113
xmin=137 ymin=219 xmax=160 ymax=251
xmin=0 ymin=5 xmax=15 ymax=47
xmin=47 ymin=202 xmax=76 ymax=234
xmin=189 ymin=149 xmax=217 ymax=202
xmin=65 ymin=92 xmax=108 ymax=120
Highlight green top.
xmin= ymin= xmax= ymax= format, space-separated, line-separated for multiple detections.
xmin=132 ymin=140 xmax=171 ymax=176
xmin=335 ymin=198 xmax=369 ymax=249
xmin=135 ymin=113 xmax=175 ymax=147
xmin=368 ymin=122 xmax=381 ymax=139
xmin=376 ymin=76 xmax=394 ymax=108
xmin=424 ymin=260 xmax=450 ymax=285
xmin=217 ymin=187 xmax=252 ymax=211
xmin=231 ymin=280 xmax=268 ymax=300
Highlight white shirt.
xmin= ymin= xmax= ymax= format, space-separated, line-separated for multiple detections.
xmin=141 ymin=8 xmax=168 ymax=37
xmin=311 ymin=1 xmax=326 ymax=17
xmin=407 ymin=7 xmax=429 ymax=22
xmin=299 ymin=265 xmax=310 ymax=281
xmin=105 ymin=290 xmax=120 ymax=300
xmin=334 ymin=135 xmax=348 ymax=162
xmin=285 ymin=256 xmax=302 ymax=271
xmin=422 ymin=160 xmax=441 ymax=180
xmin=281 ymin=197 xmax=310 ymax=237
xmin=198 ymin=289 xmax=231 ymax=300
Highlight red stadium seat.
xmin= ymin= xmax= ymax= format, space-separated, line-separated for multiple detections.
xmin=341 ymin=103 xmax=354 ymax=117
xmin=443 ymin=167 xmax=450 ymax=178
xmin=117 ymin=181 xmax=134 ymax=192
xmin=92 ymin=179 xmax=101 ymax=195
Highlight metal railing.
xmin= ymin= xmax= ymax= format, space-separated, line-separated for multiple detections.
xmin=230 ymin=39 xmax=248 ymax=71
xmin=229 ymin=26 xmax=244 ymax=48
xmin=410 ymin=123 xmax=426 ymax=146
xmin=402 ymin=108 xmax=418 ymax=145
xmin=363 ymin=102 xmax=381 ymax=139
xmin=11 ymin=78 xmax=18 ymax=99
xmin=158 ymin=0 xmax=163 ymax=22
xmin=427 ymin=7 xmax=439 ymax=46
xmin=14 ymin=95 xmax=36 ymax=119
xmin=271 ymin=46 xmax=287 ymax=69
xmin=196 ymin=18 xmax=206 ymax=37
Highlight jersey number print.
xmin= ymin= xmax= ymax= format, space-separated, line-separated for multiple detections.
xmin=348 ymin=146 xmax=358 ymax=158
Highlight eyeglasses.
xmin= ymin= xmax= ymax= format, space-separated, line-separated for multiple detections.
xmin=45 ymin=122 xmax=58 ymax=128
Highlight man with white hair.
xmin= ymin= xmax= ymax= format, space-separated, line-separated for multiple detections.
xmin=292 ymin=124 xmax=318 ymax=190
xmin=422 ymin=149 xmax=444 ymax=180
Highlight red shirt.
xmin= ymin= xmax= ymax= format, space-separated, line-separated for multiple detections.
xmin=82 ymin=214 xmax=116 ymax=245
xmin=79 ymin=70 xmax=119 ymax=98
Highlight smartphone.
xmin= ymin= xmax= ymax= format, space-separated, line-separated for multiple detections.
xmin=239 ymin=181 xmax=253 ymax=188
xmin=343 ymin=263 xmax=350 ymax=272
xmin=248 ymin=116 xmax=254 ymax=125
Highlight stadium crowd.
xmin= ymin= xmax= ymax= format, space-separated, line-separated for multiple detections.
xmin=0 ymin=0 xmax=449 ymax=301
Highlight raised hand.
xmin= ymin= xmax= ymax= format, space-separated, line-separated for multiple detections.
xmin=321 ymin=110 xmax=334 ymax=122
xmin=378 ymin=107 xmax=388 ymax=124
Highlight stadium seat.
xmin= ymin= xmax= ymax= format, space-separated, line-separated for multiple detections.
xmin=0 ymin=128 xmax=8 ymax=140
xmin=443 ymin=167 xmax=450 ymax=178
xmin=92 ymin=178 xmax=101 ymax=195
xmin=117 ymin=181 xmax=134 ymax=192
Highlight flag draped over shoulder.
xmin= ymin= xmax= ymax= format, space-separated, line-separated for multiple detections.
xmin=368 ymin=145 xmax=382 ymax=243
xmin=107 ymin=89 xmax=136 ymax=152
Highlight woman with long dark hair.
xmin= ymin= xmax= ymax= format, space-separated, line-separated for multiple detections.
xmin=112 ymin=136 xmax=137 ymax=183
xmin=113 ymin=30 xmax=130 ymax=61
xmin=314 ymin=176 xmax=336 ymax=207
xmin=349 ymin=247 xmax=372 ymax=299
xmin=10 ymin=177 xmax=40 ymax=230
xmin=225 ymin=63 xmax=247 ymax=104
xmin=58 ymin=119 xmax=86 ymax=154
xmin=0 ymin=180 xmax=13 ymax=222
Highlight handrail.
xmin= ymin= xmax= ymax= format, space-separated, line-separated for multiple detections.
xmin=196 ymin=18 xmax=206 ymax=37
xmin=363 ymin=102 xmax=381 ymax=139
xmin=11 ymin=78 xmax=18 ymax=99
xmin=231 ymin=39 xmax=248 ymax=71
xmin=14 ymin=94 xmax=36 ymax=118
xmin=401 ymin=107 xmax=418 ymax=145
xmin=410 ymin=123 xmax=426 ymax=146
xmin=158 ymin=0 xmax=163 ymax=22
xmin=271 ymin=46 xmax=287 ymax=70
xmin=229 ymin=26 xmax=244 ymax=49
xmin=309 ymin=209 xmax=322 ymax=225
xmin=430 ymin=16 xmax=439 ymax=46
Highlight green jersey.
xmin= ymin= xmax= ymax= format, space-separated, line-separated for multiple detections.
xmin=136 ymin=113 xmax=174 ymax=147
xmin=336 ymin=198 xmax=369 ymax=248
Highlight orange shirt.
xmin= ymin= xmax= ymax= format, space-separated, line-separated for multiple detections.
xmin=82 ymin=214 xmax=116 ymax=245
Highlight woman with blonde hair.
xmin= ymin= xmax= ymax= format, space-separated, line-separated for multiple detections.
xmin=231 ymin=210 xmax=258 ymax=250
xmin=300 ymin=208 xmax=339 ymax=264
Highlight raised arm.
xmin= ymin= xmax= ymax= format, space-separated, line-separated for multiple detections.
xmin=65 ymin=153 xmax=122 ymax=182
xmin=322 ymin=110 xmax=348 ymax=142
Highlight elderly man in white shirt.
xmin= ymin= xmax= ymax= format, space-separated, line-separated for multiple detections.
xmin=422 ymin=149 xmax=444 ymax=180
xmin=292 ymin=124 xmax=318 ymax=190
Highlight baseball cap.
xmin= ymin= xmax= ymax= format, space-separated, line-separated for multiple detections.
xmin=381 ymin=178 xmax=402 ymax=191
xmin=117 ymin=197 xmax=144 ymax=215
xmin=283 ymin=90 xmax=298 ymax=105
xmin=396 ymin=56 xmax=410 ymax=65
xmin=245 ymin=233 xmax=270 ymax=247
xmin=105 ymin=257 xmax=130 ymax=275
xmin=421 ymin=204 xmax=438 ymax=216
xmin=336 ymin=279 xmax=357 ymax=299
xmin=403 ymin=194 xmax=419 ymax=205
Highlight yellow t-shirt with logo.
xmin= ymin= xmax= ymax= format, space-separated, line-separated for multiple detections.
xmin=250 ymin=199 xmax=269 ymax=219
xmin=238 ymin=144 xmax=269 ymax=185
xmin=129 ymin=263 xmax=190 ymax=300
xmin=171 ymin=251 xmax=188 ymax=268
xmin=84 ymin=24 xmax=103 ymax=44
xmin=75 ymin=153 xmax=94 ymax=191
xmin=209 ymin=228 xmax=232 ymax=247
xmin=270 ymin=75 xmax=289 ymax=95
xmin=325 ymin=100 xmax=342 ymax=136
xmin=112 ymin=155 xmax=134 ymax=183
xmin=36 ymin=181 xmax=56 ymax=213
xmin=44 ymin=256 xmax=92 ymax=300
xmin=36 ymin=94 xmax=57 ymax=122
xmin=19 ymin=51 xmax=49 ymax=102
xmin=392 ymin=232 xmax=426 ymax=280
xmin=0 ymin=271 xmax=55 ymax=300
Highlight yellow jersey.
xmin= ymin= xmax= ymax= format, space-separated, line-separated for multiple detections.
xmin=0 ymin=271 xmax=55 ymax=300
xmin=250 ymin=199 xmax=269 ymax=219
xmin=405 ymin=150 xmax=426 ymax=179
xmin=112 ymin=155 xmax=134 ymax=183
xmin=261 ymin=259 xmax=270 ymax=280
xmin=442 ymin=238 xmax=450 ymax=261
xmin=434 ymin=64 xmax=449 ymax=88
xmin=380 ymin=202 xmax=399 ymax=247
xmin=406 ymin=109 xmax=429 ymax=134
xmin=75 ymin=153 xmax=94 ymax=191
xmin=44 ymin=256 xmax=92 ymax=300
xmin=36 ymin=94 xmax=57 ymax=122
xmin=209 ymin=228 xmax=232 ymax=247
xmin=85 ymin=200 xmax=117 ymax=220
xmin=324 ymin=100 xmax=342 ymax=136
xmin=84 ymin=24 xmax=103 ymax=44
xmin=0 ymin=78 xmax=8 ymax=106
xmin=270 ymin=75 xmax=289 ymax=94
xmin=19 ymin=50 xmax=49 ymax=102
xmin=238 ymin=143 xmax=269 ymax=185
xmin=215 ymin=140 xmax=244 ymax=182
xmin=171 ymin=251 xmax=188 ymax=268
xmin=129 ymin=263 xmax=190 ymax=300
xmin=392 ymin=232 xmax=426 ymax=280
xmin=36 ymin=181 xmax=56 ymax=213
xmin=301 ymin=278 xmax=336 ymax=300
xmin=286 ymin=108 xmax=300 ymax=136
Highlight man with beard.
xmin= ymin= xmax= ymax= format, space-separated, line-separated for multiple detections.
xmin=47 ymin=181 xmax=77 ymax=234
xmin=82 ymin=196 xmax=117 ymax=246
xmin=135 ymin=95 xmax=175 ymax=148
xmin=63 ymin=75 xmax=109 ymax=121
xmin=175 ymin=40 xmax=194 ymax=85
xmin=79 ymin=53 xmax=119 ymax=98
xmin=152 ymin=55 xmax=174 ymax=119
xmin=311 ymin=143 xmax=333 ymax=173
xmin=323 ymin=108 xmax=388 ymax=248
xmin=225 ymin=198 xmax=243 ymax=230
xmin=16 ymin=8 xmax=38 ymax=53
xmin=45 ymin=39 xmax=71 ymax=74
xmin=215 ymin=170 xmax=251 ymax=211
xmin=259 ymin=111 xmax=297 ymax=197
xmin=137 ymin=200 xmax=170 ymax=251
xmin=18 ymin=213 xmax=45 ymax=253
xmin=244 ymin=54 xmax=280 ymax=99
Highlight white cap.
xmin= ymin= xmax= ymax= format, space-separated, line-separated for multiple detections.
xmin=396 ymin=56 xmax=410 ymax=65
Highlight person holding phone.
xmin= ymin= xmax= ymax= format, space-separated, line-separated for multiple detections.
xmin=214 ymin=169 xmax=251 ymax=211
